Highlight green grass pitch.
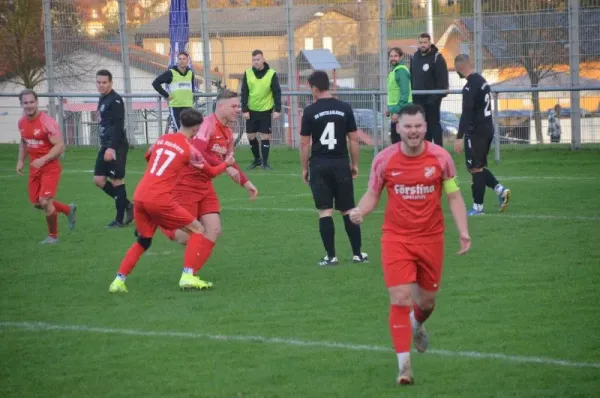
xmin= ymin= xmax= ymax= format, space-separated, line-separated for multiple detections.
xmin=1 ymin=144 xmax=599 ymax=397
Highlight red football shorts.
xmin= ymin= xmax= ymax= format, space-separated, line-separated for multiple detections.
xmin=381 ymin=238 xmax=445 ymax=291
xmin=173 ymin=184 xmax=221 ymax=219
xmin=134 ymin=201 xmax=196 ymax=238
xmin=28 ymin=168 xmax=61 ymax=204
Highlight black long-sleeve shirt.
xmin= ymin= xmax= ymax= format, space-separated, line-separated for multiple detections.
xmin=240 ymin=63 xmax=282 ymax=113
xmin=152 ymin=67 xmax=197 ymax=99
xmin=410 ymin=45 xmax=449 ymax=104
xmin=97 ymin=90 xmax=127 ymax=149
xmin=457 ymin=72 xmax=495 ymax=139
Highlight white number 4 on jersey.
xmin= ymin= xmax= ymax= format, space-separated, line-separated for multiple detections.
xmin=320 ymin=122 xmax=337 ymax=150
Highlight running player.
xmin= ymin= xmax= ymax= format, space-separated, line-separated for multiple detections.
xmin=17 ymin=89 xmax=76 ymax=244
xmin=349 ymin=104 xmax=471 ymax=385
xmin=159 ymin=90 xmax=258 ymax=287
xmin=108 ymin=109 xmax=233 ymax=293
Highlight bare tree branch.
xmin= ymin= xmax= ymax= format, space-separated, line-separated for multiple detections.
xmin=0 ymin=0 xmax=97 ymax=90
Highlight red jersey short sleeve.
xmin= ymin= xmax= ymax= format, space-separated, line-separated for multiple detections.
xmin=174 ymin=114 xmax=235 ymax=198
xmin=18 ymin=112 xmax=62 ymax=174
xmin=372 ymin=142 xmax=452 ymax=243
xmin=133 ymin=133 xmax=191 ymax=203
xmin=427 ymin=142 xmax=457 ymax=181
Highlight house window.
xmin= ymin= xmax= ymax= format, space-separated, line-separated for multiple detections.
xmin=304 ymin=38 xmax=314 ymax=50
xmin=190 ymin=41 xmax=212 ymax=63
xmin=322 ymin=36 xmax=333 ymax=52
xmin=155 ymin=42 xmax=165 ymax=55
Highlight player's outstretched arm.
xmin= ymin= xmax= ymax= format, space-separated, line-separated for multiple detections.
xmin=16 ymin=139 xmax=27 ymax=175
xmin=348 ymin=131 xmax=360 ymax=178
xmin=299 ymin=136 xmax=311 ymax=183
xmin=190 ymin=147 xmax=234 ymax=177
xmin=446 ymin=189 xmax=471 ymax=255
xmin=351 ymin=190 xmax=381 ymax=224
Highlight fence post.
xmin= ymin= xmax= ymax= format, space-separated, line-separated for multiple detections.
xmin=426 ymin=0 xmax=434 ymax=41
xmin=474 ymin=0 xmax=484 ymax=74
xmin=157 ymin=97 xmax=163 ymax=139
xmin=372 ymin=94 xmax=379 ymax=157
xmin=42 ymin=0 xmax=56 ymax=120
xmin=568 ymin=0 xmax=581 ymax=150
xmin=378 ymin=0 xmax=387 ymax=122
xmin=492 ymin=92 xmax=501 ymax=163
xmin=285 ymin=0 xmax=298 ymax=148
xmin=118 ymin=0 xmax=135 ymax=145
xmin=200 ymin=0 xmax=212 ymax=103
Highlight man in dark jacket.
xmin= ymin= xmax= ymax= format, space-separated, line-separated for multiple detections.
xmin=410 ymin=33 xmax=449 ymax=146
xmin=241 ymin=49 xmax=282 ymax=170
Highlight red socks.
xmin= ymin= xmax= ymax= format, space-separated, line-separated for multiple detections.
xmin=45 ymin=210 xmax=58 ymax=238
xmin=193 ymin=234 xmax=215 ymax=274
xmin=389 ymin=304 xmax=412 ymax=353
xmin=413 ymin=303 xmax=435 ymax=324
xmin=183 ymin=233 xmax=216 ymax=273
xmin=183 ymin=233 xmax=204 ymax=269
xmin=53 ymin=201 xmax=71 ymax=215
xmin=118 ymin=242 xmax=146 ymax=276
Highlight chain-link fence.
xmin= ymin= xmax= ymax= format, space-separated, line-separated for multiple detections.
xmin=2 ymin=88 xmax=599 ymax=163
xmin=1 ymin=0 xmax=599 ymax=149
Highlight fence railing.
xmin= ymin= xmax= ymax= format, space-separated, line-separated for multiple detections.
xmin=1 ymin=87 xmax=599 ymax=162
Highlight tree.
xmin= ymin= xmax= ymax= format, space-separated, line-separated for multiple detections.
xmin=0 ymin=0 xmax=92 ymax=90
xmin=487 ymin=0 xmax=569 ymax=143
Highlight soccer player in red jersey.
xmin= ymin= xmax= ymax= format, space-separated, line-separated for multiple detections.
xmin=159 ymin=90 xmax=258 ymax=286
xmin=349 ymin=104 xmax=471 ymax=385
xmin=108 ymin=109 xmax=234 ymax=293
xmin=16 ymin=89 xmax=77 ymax=244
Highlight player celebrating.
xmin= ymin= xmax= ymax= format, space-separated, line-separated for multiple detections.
xmin=349 ymin=104 xmax=471 ymax=385
xmin=108 ymin=109 xmax=234 ymax=293
xmin=453 ymin=54 xmax=511 ymax=215
xmin=16 ymin=89 xmax=76 ymax=244
xmin=159 ymin=90 xmax=258 ymax=287
xmin=300 ymin=70 xmax=367 ymax=266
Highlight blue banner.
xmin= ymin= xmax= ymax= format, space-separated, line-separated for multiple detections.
xmin=169 ymin=0 xmax=190 ymax=68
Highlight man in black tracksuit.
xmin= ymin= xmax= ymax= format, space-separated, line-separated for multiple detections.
xmin=410 ymin=33 xmax=449 ymax=146
xmin=94 ymin=69 xmax=133 ymax=228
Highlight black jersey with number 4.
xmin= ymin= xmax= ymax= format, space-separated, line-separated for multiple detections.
xmin=300 ymin=98 xmax=357 ymax=159
xmin=457 ymin=73 xmax=494 ymax=139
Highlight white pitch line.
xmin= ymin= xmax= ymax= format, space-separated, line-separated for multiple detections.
xmin=221 ymin=206 xmax=600 ymax=222
xmin=1 ymin=321 xmax=598 ymax=369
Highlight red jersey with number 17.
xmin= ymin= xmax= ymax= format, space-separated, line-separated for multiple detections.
xmin=134 ymin=133 xmax=225 ymax=203
xmin=368 ymin=141 xmax=457 ymax=243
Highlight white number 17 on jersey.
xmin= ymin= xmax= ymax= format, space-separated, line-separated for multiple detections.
xmin=320 ymin=122 xmax=337 ymax=150
xmin=149 ymin=148 xmax=176 ymax=176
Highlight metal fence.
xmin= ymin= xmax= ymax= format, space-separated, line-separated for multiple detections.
xmin=2 ymin=86 xmax=599 ymax=161
xmin=1 ymin=1 xmax=599 ymax=151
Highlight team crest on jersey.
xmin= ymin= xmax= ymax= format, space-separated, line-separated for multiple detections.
xmin=424 ymin=166 xmax=436 ymax=179
xmin=211 ymin=143 xmax=227 ymax=155
xmin=33 ymin=129 xmax=41 ymax=137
